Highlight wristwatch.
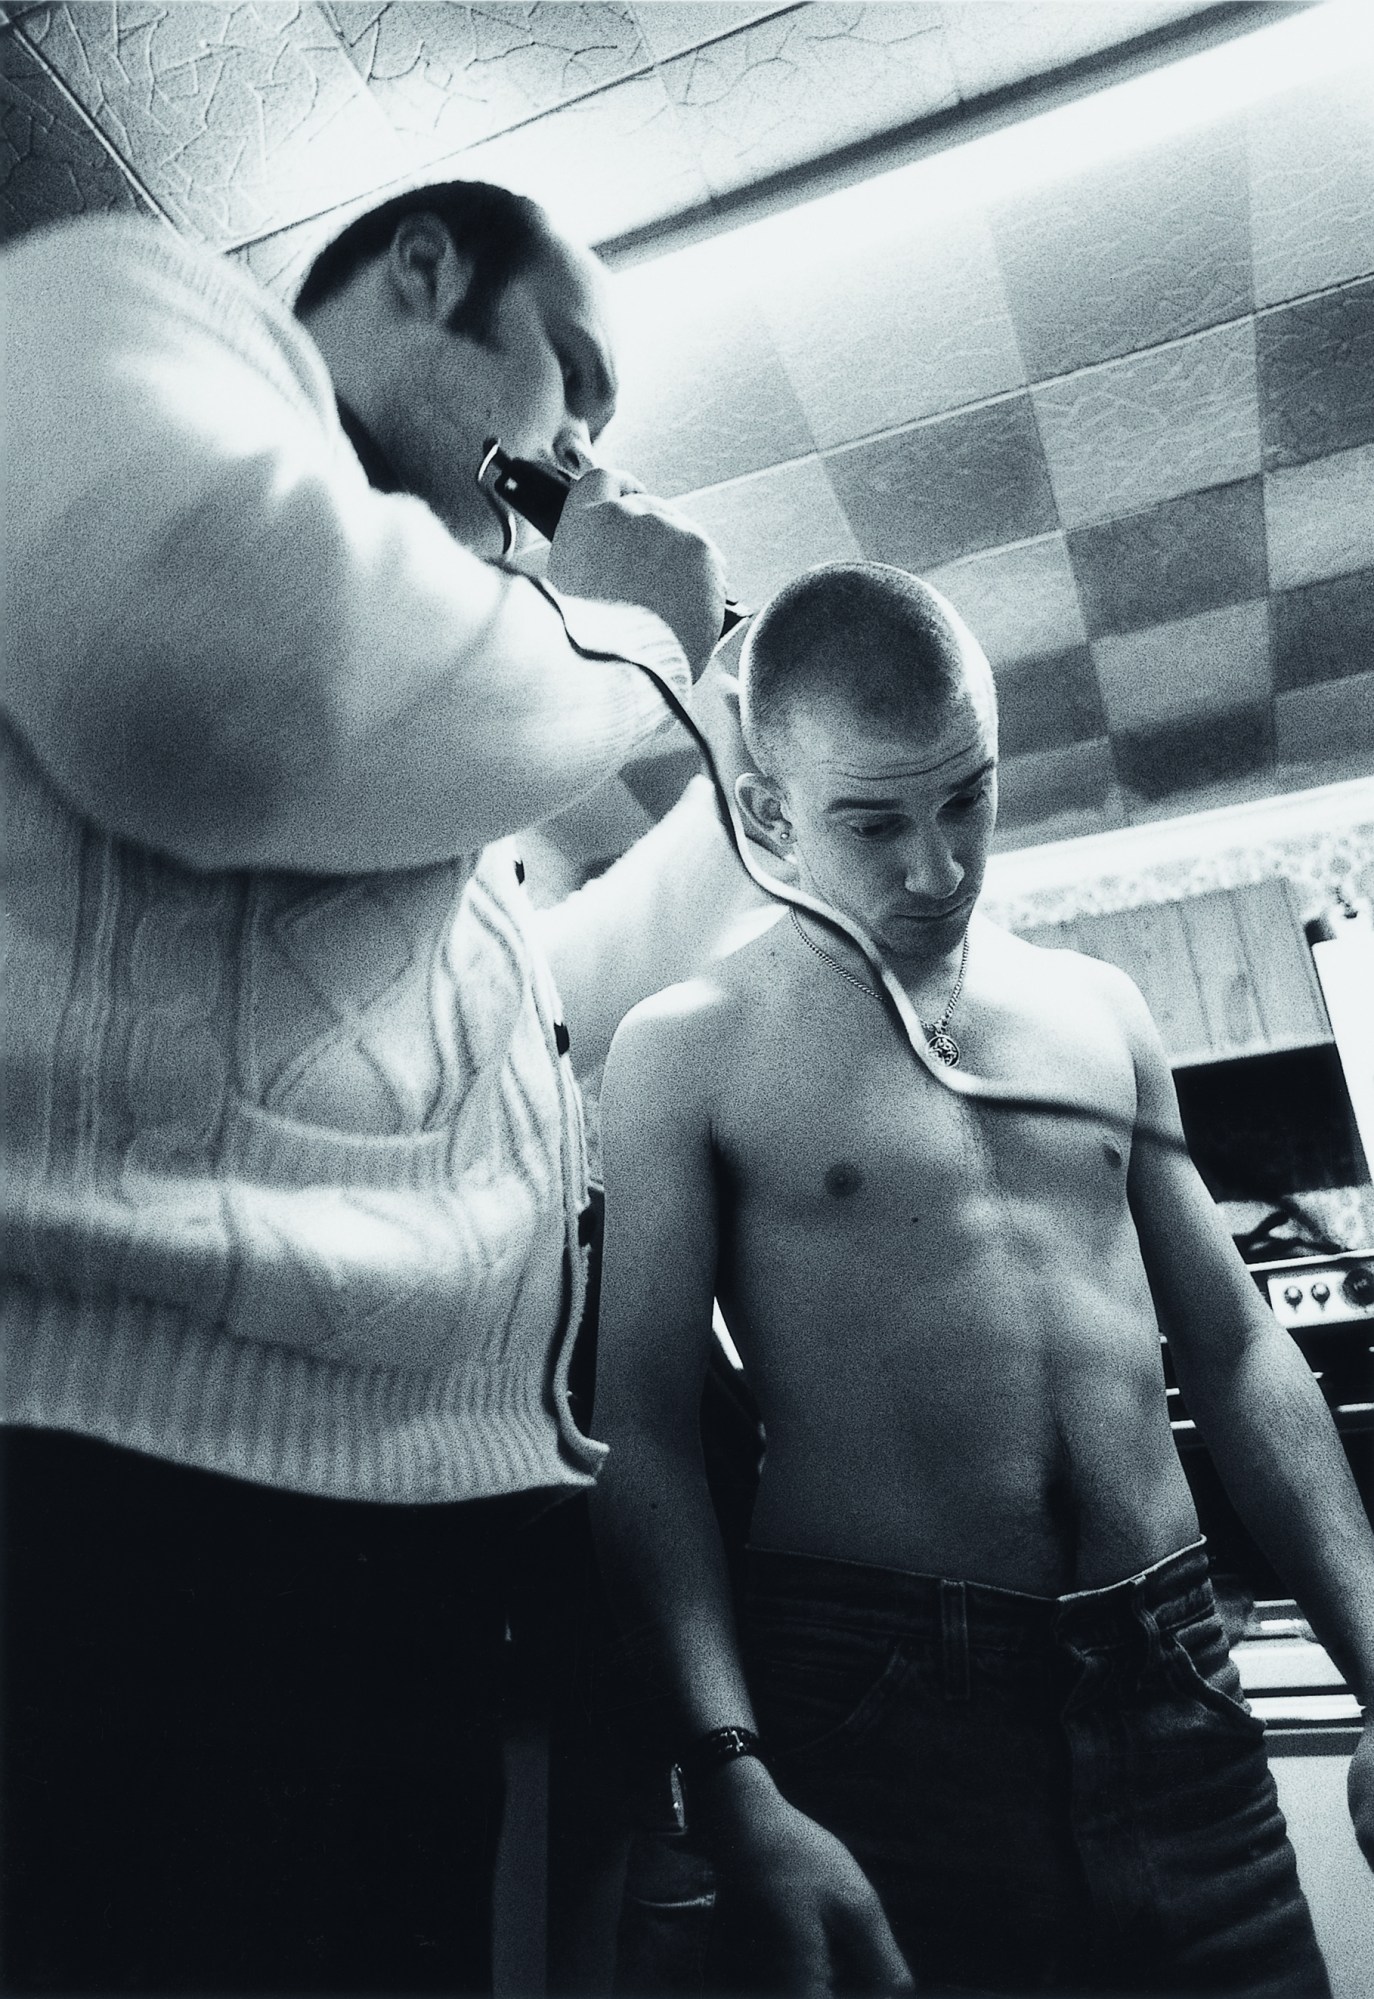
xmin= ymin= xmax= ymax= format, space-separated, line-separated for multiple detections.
xmin=671 ymin=1725 xmax=765 ymax=1831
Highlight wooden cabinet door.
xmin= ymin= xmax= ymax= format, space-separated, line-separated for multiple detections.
xmin=1014 ymin=880 xmax=1330 ymax=1064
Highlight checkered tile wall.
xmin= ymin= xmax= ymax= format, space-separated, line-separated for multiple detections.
xmin=3 ymin=2 xmax=1370 ymax=851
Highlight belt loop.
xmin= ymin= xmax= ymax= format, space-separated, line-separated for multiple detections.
xmin=940 ymin=1581 xmax=970 ymax=1703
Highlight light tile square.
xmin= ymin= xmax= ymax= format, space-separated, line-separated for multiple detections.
xmin=939 ymin=1 xmax=1201 ymax=101
xmin=660 ymin=3 xmax=959 ymax=198
xmin=673 ymin=457 xmax=863 ymax=610
xmin=18 ymin=0 xmax=406 ymax=245
xmin=825 ymin=394 xmax=1058 ymax=573
xmin=746 ymin=191 xmax=1025 ymax=448
xmin=1247 ymin=58 xmax=1374 ymax=308
xmin=922 ymin=533 xmax=1087 ymax=670
xmin=629 ymin=4 xmax=790 ymax=64
xmin=449 ymin=67 xmax=710 ymax=247
xmin=1069 ymin=478 xmax=1267 ymax=638
xmin=598 ymin=230 xmax=814 ymax=497
xmin=1 ymin=22 xmax=155 ymax=239
xmin=1032 ymin=319 xmax=1260 ymax=530
xmin=989 ymin=117 xmax=1251 ymax=380
xmin=1264 ymin=445 xmax=1374 ymax=594
xmin=1092 ymin=599 xmax=1272 ymax=734
xmin=322 ymin=2 xmax=650 ymax=160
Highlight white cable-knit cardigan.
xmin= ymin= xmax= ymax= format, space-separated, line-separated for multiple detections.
xmin=0 ymin=216 xmax=697 ymax=1502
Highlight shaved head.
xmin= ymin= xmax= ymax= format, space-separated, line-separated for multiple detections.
xmin=740 ymin=563 xmax=996 ymax=774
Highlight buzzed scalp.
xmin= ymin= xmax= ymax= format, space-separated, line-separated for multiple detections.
xmin=740 ymin=563 xmax=993 ymax=770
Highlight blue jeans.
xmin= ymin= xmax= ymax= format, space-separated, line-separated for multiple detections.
xmin=740 ymin=1540 xmax=1330 ymax=1997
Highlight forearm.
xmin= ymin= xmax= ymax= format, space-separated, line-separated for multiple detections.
xmin=1182 ymin=1328 xmax=1374 ymax=1700
xmin=588 ymin=1426 xmax=757 ymax=1747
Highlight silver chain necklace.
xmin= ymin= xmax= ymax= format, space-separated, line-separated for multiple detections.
xmin=788 ymin=905 xmax=969 ymax=1067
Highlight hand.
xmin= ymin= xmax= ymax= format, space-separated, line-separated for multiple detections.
xmin=703 ymin=1762 xmax=914 ymax=1995
xmin=548 ymin=467 xmax=726 ymax=681
xmin=1349 ymin=1713 xmax=1374 ymax=1869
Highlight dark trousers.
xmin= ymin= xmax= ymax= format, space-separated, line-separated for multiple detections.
xmin=742 ymin=1540 xmax=1330 ymax=1997
xmin=0 ymin=1427 xmax=514 ymax=1994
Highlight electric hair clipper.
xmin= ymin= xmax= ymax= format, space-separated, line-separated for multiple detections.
xmin=476 ymin=438 xmax=747 ymax=637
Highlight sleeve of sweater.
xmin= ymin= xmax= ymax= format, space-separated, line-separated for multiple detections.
xmin=0 ymin=218 xmax=690 ymax=874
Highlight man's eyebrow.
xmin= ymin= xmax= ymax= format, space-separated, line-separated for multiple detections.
xmin=824 ymin=757 xmax=995 ymax=813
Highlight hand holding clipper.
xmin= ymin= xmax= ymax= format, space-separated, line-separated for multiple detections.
xmin=477 ymin=441 xmax=746 ymax=676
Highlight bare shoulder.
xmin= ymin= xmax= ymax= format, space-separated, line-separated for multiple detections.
xmin=984 ymin=921 xmax=1160 ymax=1047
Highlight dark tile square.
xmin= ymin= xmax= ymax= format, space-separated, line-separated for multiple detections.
xmin=1257 ymin=277 xmax=1374 ymax=470
xmin=1067 ymin=477 xmax=1267 ymax=638
xmin=1 ymin=23 xmax=153 ymax=242
xmin=995 ymin=738 xmax=1116 ymax=833
xmin=994 ymin=646 xmax=1105 ymax=759
xmin=823 ymin=394 xmax=1058 ymax=572
xmin=989 ymin=117 xmax=1251 ymax=380
xmin=1273 ymin=566 xmax=1374 ymax=693
xmin=1112 ymin=705 xmax=1272 ymax=803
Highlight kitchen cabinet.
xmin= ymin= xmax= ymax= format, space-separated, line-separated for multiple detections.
xmin=1015 ymin=880 xmax=1331 ymax=1066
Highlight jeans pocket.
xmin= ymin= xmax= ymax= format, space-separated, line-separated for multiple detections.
xmin=744 ymin=1613 xmax=908 ymax=1763
xmin=1166 ymin=1610 xmax=1266 ymax=1740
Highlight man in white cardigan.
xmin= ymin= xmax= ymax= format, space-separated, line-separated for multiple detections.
xmin=0 ymin=180 xmax=757 ymax=1992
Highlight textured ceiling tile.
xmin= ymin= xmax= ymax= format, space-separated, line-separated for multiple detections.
xmin=1265 ymin=444 xmax=1374 ymax=594
xmin=628 ymin=3 xmax=792 ymax=64
xmin=746 ymin=189 xmax=1025 ymax=448
xmin=659 ymin=3 xmax=959 ymax=199
xmin=994 ymin=738 xmax=1118 ymax=837
xmin=670 ymin=457 xmax=862 ymax=610
xmin=1 ymin=22 xmax=156 ymax=237
xmin=992 ymin=646 xmax=1105 ymax=759
xmin=1257 ymin=278 xmax=1374 ymax=472
xmin=939 ymin=1 xmax=1201 ymax=101
xmin=921 ymin=532 xmax=1086 ymax=669
xmin=17 ymin=2 xmax=406 ymax=244
xmin=989 ymin=118 xmax=1251 ymax=380
xmin=1113 ymin=704 xmax=1272 ymax=806
xmin=1273 ymin=567 xmax=1374 ymax=695
xmin=1031 ymin=318 xmax=1260 ymax=531
xmin=598 ymin=232 xmax=813 ymax=496
xmin=446 ymin=67 xmax=708 ymax=245
xmin=231 ymin=206 xmax=337 ymax=300
xmin=825 ymin=394 xmax=1058 ymax=573
xmin=1274 ymin=668 xmax=1374 ymax=765
xmin=1068 ymin=476 xmax=1266 ymax=638
xmin=1092 ymin=598 xmax=1272 ymax=734
xmin=1247 ymin=59 xmax=1374 ymax=309
xmin=322 ymin=3 xmax=649 ymax=159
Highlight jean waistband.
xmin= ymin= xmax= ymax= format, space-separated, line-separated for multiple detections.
xmin=744 ymin=1538 xmax=1215 ymax=1652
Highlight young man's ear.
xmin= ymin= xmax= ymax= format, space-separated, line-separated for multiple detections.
xmin=735 ymin=771 xmax=796 ymax=866
xmin=386 ymin=214 xmax=475 ymax=326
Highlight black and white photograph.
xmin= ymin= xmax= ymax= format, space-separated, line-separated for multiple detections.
xmin=2 ymin=2 xmax=1373 ymax=1994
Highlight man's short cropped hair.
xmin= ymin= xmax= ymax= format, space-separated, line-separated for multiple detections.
xmin=740 ymin=563 xmax=994 ymax=769
xmin=294 ymin=179 xmax=551 ymax=343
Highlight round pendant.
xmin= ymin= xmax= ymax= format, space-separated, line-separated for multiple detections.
xmin=928 ymin=1030 xmax=961 ymax=1067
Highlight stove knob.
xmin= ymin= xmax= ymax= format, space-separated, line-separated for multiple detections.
xmin=1311 ymin=1281 xmax=1330 ymax=1305
xmin=1283 ymin=1285 xmax=1303 ymax=1307
xmin=1342 ymin=1265 xmax=1374 ymax=1309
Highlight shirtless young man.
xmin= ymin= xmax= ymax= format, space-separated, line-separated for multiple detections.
xmin=589 ymin=564 xmax=1374 ymax=1997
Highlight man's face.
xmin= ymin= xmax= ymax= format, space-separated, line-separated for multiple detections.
xmin=773 ymin=681 xmax=999 ymax=974
xmin=383 ymin=234 xmax=617 ymax=555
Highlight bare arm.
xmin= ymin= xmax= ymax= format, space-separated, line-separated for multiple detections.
xmin=1122 ymin=977 xmax=1374 ymax=1862
xmin=591 ymin=999 xmax=912 ymax=1993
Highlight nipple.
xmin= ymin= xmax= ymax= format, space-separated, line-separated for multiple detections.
xmin=824 ymin=1161 xmax=865 ymax=1199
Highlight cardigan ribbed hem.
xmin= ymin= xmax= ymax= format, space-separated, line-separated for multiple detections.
xmin=0 ymin=1281 xmax=605 ymax=1505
